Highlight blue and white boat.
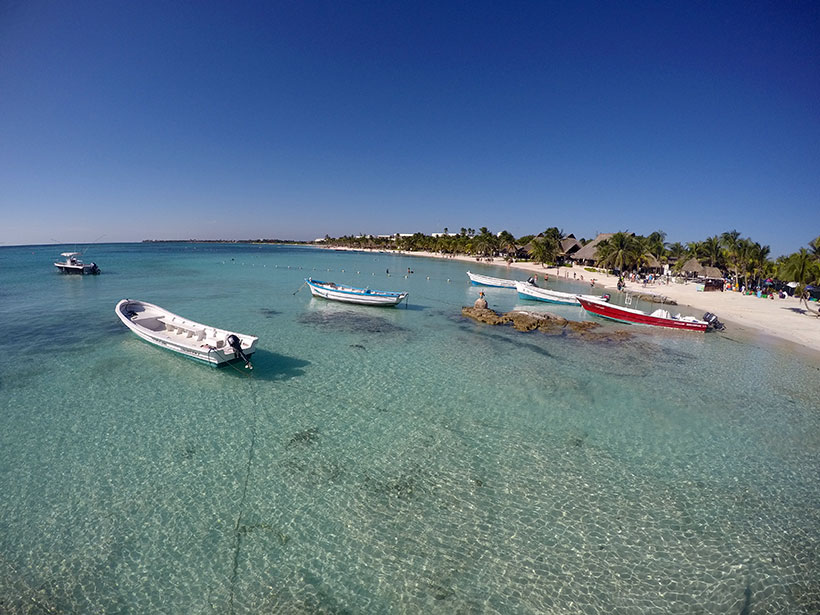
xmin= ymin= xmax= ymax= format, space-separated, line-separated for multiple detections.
xmin=305 ymin=278 xmax=408 ymax=306
xmin=466 ymin=271 xmax=517 ymax=288
xmin=515 ymin=281 xmax=607 ymax=306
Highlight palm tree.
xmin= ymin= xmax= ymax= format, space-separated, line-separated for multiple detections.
xmin=666 ymin=241 xmax=686 ymax=262
xmin=733 ymin=238 xmax=759 ymax=289
xmin=497 ymin=230 xmax=517 ymax=259
xmin=778 ymin=248 xmax=819 ymax=286
xmin=645 ymin=231 xmax=667 ymax=262
xmin=472 ymin=230 xmax=496 ymax=257
xmin=721 ymin=230 xmax=742 ymax=285
xmin=529 ymin=236 xmax=559 ymax=268
xmin=595 ymin=232 xmax=639 ymax=272
xmin=686 ymin=241 xmax=704 ymax=260
xmin=543 ymin=227 xmax=564 ymax=242
xmin=702 ymin=235 xmax=724 ymax=268
xmin=808 ymin=235 xmax=820 ymax=260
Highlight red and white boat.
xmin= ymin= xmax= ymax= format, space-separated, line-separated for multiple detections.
xmin=577 ymin=296 xmax=720 ymax=332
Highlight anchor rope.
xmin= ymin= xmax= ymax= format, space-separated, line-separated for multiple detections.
xmin=227 ymin=369 xmax=257 ymax=614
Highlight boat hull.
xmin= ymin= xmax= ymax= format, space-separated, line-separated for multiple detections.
xmin=514 ymin=281 xmax=600 ymax=306
xmin=55 ymin=262 xmax=100 ymax=274
xmin=305 ymin=279 xmax=408 ymax=306
xmin=115 ymin=300 xmax=258 ymax=365
xmin=466 ymin=271 xmax=517 ymax=288
xmin=577 ymin=297 xmax=708 ymax=331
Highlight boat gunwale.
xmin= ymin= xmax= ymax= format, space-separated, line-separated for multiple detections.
xmin=466 ymin=271 xmax=518 ymax=288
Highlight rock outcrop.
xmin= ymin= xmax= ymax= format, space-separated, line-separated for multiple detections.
xmin=461 ymin=307 xmax=633 ymax=342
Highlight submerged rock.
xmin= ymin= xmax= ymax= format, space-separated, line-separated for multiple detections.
xmin=461 ymin=307 xmax=506 ymax=325
xmin=461 ymin=306 xmax=634 ymax=342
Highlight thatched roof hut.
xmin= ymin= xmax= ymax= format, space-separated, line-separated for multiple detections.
xmin=701 ymin=266 xmax=724 ymax=279
xmin=573 ymin=233 xmax=616 ymax=265
xmin=642 ymin=254 xmax=663 ymax=271
xmin=560 ymin=236 xmax=583 ymax=258
xmin=678 ymin=257 xmax=704 ymax=275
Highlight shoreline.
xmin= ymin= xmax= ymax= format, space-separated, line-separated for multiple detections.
xmin=327 ymin=246 xmax=820 ymax=356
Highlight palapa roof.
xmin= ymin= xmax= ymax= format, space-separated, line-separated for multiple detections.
xmin=643 ymin=254 xmax=662 ymax=269
xmin=701 ymin=266 xmax=724 ymax=279
xmin=679 ymin=257 xmax=704 ymax=274
xmin=572 ymin=233 xmax=616 ymax=262
xmin=560 ymin=237 xmax=582 ymax=255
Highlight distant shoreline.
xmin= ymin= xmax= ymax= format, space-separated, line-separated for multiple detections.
xmin=141 ymin=239 xmax=310 ymax=244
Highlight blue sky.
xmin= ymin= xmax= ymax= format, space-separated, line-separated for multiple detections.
xmin=1 ymin=1 xmax=818 ymax=256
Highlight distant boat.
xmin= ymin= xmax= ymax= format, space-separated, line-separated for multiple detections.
xmin=305 ymin=278 xmax=408 ymax=306
xmin=577 ymin=296 xmax=718 ymax=332
xmin=54 ymin=252 xmax=100 ymax=274
xmin=515 ymin=281 xmax=605 ymax=306
xmin=466 ymin=271 xmax=517 ymax=288
xmin=115 ymin=299 xmax=257 ymax=368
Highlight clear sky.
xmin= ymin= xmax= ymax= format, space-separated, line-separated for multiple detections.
xmin=1 ymin=1 xmax=818 ymax=256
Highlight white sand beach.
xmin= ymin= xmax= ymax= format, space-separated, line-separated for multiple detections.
xmin=336 ymin=248 xmax=820 ymax=356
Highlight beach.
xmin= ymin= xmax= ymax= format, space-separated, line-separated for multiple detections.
xmin=345 ymin=248 xmax=820 ymax=355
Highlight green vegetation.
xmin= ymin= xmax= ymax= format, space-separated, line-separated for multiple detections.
xmin=320 ymin=228 xmax=820 ymax=289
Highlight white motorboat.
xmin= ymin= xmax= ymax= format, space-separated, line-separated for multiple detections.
xmin=54 ymin=252 xmax=100 ymax=274
xmin=305 ymin=278 xmax=408 ymax=306
xmin=115 ymin=299 xmax=258 ymax=368
xmin=515 ymin=281 xmax=606 ymax=306
xmin=466 ymin=271 xmax=517 ymax=288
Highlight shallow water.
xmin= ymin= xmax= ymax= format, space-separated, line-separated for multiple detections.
xmin=1 ymin=243 xmax=818 ymax=613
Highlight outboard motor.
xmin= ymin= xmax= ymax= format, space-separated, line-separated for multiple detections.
xmin=226 ymin=334 xmax=253 ymax=369
xmin=703 ymin=312 xmax=725 ymax=331
xmin=602 ymin=294 xmax=611 ymax=303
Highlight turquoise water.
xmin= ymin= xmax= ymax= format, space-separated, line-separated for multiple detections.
xmin=1 ymin=243 xmax=818 ymax=614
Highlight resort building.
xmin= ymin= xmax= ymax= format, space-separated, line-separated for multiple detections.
xmin=572 ymin=233 xmax=617 ymax=266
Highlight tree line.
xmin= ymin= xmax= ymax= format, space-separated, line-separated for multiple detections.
xmin=321 ymin=228 xmax=820 ymax=288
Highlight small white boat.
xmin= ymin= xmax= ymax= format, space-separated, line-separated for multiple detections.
xmin=305 ymin=278 xmax=408 ymax=306
xmin=515 ymin=281 xmax=606 ymax=306
xmin=115 ymin=299 xmax=258 ymax=368
xmin=54 ymin=252 xmax=100 ymax=274
xmin=466 ymin=271 xmax=517 ymax=288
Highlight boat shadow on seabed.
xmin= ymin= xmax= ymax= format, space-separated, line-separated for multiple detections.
xmin=221 ymin=349 xmax=310 ymax=381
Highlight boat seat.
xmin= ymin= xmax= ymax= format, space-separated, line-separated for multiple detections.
xmin=196 ymin=329 xmax=206 ymax=341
